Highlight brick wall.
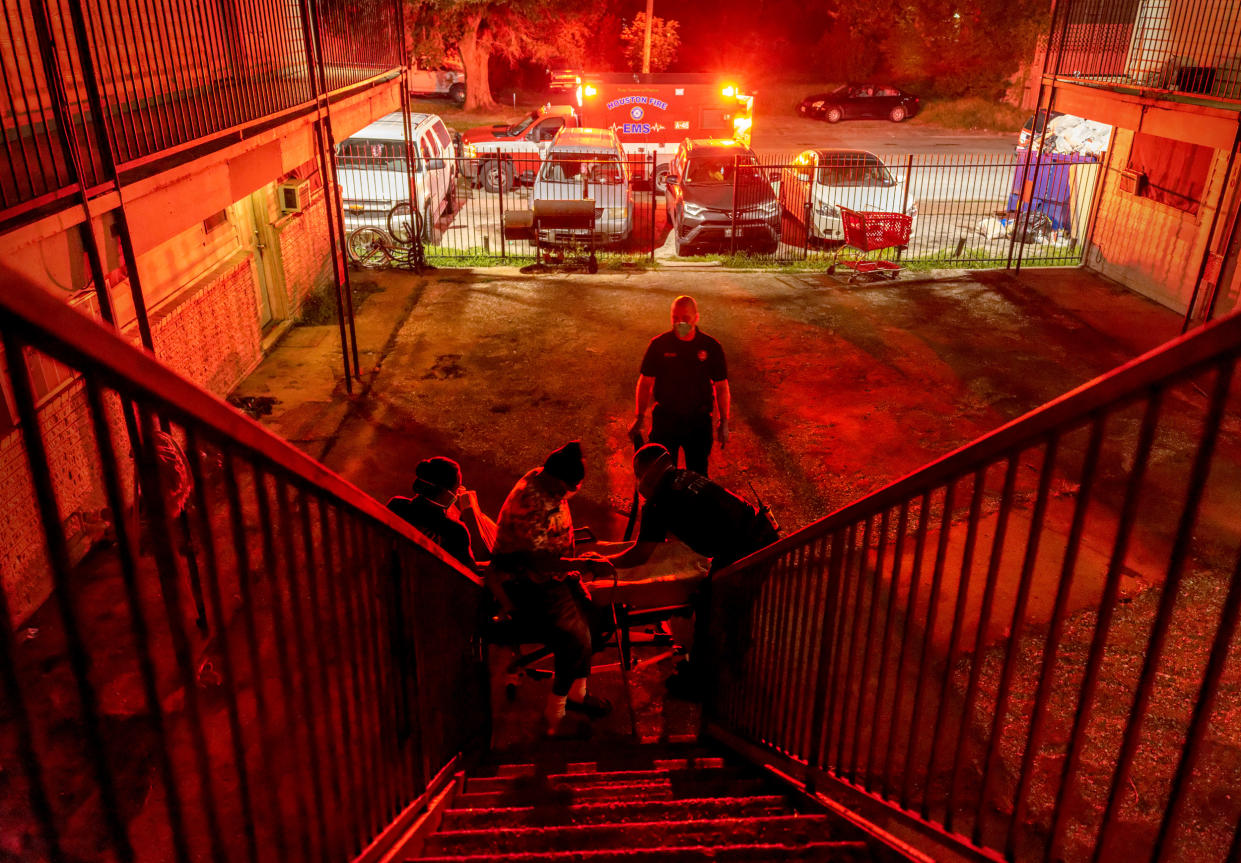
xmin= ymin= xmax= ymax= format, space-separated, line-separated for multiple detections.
xmin=277 ymin=184 xmax=334 ymax=316
xmin=150 ymin=253 xmax=264 ymax=394
xmin=0 ymin=381 xmax=130 ymax=625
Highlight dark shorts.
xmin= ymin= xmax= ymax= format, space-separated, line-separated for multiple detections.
xmin=503 ymin=576 xmax=610 ymax=695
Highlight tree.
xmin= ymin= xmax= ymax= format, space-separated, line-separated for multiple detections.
xmin=406 ymin=0 xmax=607 ymax=110
xmin=620 ymin=13 xmax=679 ymax=73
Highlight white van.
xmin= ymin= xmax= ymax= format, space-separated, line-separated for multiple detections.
xmin=530 ymin=127 xmax=633 ymax=247
xmin=337 ymin=112 xmax=457 ymax=241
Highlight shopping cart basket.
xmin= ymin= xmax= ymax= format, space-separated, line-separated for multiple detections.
xmin=829 ymin=207 xmax=913 ymax=282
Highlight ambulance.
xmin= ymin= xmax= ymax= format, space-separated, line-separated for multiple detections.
xmin=574 ymin=73 xmax=753 ymax=192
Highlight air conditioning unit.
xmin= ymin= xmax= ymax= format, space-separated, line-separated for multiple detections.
xmin=278 ymin=179 xmax=311 ymax=214
xmin=1119 ymin=169 xmax=1147 ymax=196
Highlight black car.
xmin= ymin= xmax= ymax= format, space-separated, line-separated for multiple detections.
xmin=797 ymin=85 xmax=920 ymax=123
xmin=665 ymin=139 xmax=781 ymax=256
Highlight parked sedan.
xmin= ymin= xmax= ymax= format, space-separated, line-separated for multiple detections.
xmin=779 ymin=148 xmax=917 ymax=245
xmin=797 ymin=85 xmax=920 ymax=123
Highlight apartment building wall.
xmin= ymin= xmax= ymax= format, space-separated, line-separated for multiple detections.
xmin=0 ymin=76 xmax=399 ymax=623
xmin=1085 ymin=127 xmax=1234 ymax=312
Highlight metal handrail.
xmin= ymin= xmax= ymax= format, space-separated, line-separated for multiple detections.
xmin=720 ymin=307 xmax=1241 ymax=577
xmin=0 ymin=264 xmax=488 ymax=863
xmin=706 ymin=306 xmax=1241 ymax=862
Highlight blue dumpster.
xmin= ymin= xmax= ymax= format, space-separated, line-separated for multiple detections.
xmin=1007 ymin=152 xmax=1097 ymax=231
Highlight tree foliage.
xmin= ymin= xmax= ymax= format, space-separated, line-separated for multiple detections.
xmin=406 ymin=0 xmax=607 ymax=109
xmin=619 ymin=13 xmax=680 ymax=73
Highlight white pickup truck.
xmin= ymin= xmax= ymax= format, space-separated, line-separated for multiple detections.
xmin=409 ymin=60 xmax=467 ymax=107
xmin=460 ymin=105 xmax=581 ymax=192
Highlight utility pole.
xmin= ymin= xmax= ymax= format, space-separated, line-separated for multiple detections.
xmin=642 ymin=0 xmax=653 ymax=73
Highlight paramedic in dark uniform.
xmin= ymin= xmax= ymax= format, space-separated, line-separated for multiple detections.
xmin=628 ymin=295 xmax=730 ymax=476
xmin=606 ymin=443 xmax=779 ymax=695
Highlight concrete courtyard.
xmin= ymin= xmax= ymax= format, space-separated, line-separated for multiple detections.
xmin=234 ymin=263 xmax=1185 ymax=545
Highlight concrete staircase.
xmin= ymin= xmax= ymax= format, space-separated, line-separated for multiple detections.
xmin=406 ymin=740 xmax=912 ymax=862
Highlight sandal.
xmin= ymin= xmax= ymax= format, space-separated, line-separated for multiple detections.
xmin=565 ymin=693 xmax=612 ymax=719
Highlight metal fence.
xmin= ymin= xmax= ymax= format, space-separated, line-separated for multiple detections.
xmin=1050 ymin=0 xmax=1241 ymax=101
xmin=342 ymin=151 xmax=1092 ymax=272
xmin=0 ymin=264 xmax=489 ymax=863
xmin=0 ymin=0 xmax=403 ymax=221
xmin=703 ymin=307 xmax=1241 ymax=861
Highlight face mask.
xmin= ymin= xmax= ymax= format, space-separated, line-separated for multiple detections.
xmin=674 ymin=321 xmax=694 ymax=338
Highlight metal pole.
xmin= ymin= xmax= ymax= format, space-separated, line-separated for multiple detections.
xmin=897 ymin=154 xmax=913 ymax=262
xmin=1181 ymin=126 xmax=1241 ymax=331
xmin=54 ymin=0 xmax=157 ymax=351
xmin=1007 ymin=0 xmax=1066 ymax=273
xmin=641 ymin=0 xmax=653 ymax=73
xmin=730 ymin=154 xmax=738 ymax=257
xmin=299 ymin=0 xmax=358 ymax=391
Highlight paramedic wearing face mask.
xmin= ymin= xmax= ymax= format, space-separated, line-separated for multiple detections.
xmin=628 ymin=295 xmax=730 ymax=476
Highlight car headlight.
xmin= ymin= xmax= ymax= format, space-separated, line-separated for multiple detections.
xmin=605 ymin=207 xmax=628 ymax=220
xmin=815 ymin=202 xmax=839 ymax=218
xmin=756 ymin=200 xmax=779 ymax=216
xmin=682 ymin=202 xmax=706 ymax=218
xmin=812 ymin=100 xmax=824 ymax=108
xmin=464 ymin=142 xmax=476 ymax=157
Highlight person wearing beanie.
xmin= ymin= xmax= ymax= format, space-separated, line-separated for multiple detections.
xmin=387 ymin=456 xmax=477 ymax=570
xmin=606 ymin=442 xmax=780 ymax=697
xmin=490 ymin=441 xmax=616 ymax=737
xmin=628 ymin=295 xmax=730 ymax=476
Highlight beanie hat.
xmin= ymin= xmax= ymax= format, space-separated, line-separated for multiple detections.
xmin=633 ymin=443 xmax=672 ymax=480
xmin=413 ymin=456 xmax=461 ymax=498
xmin=543 ymin=441 xmax=585 ymax=489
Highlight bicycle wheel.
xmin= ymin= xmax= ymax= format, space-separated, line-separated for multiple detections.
xmin=347 ymin=227 xmax=390 ymax=267
xmin=387 ymin=202 xmax=422 ymax=244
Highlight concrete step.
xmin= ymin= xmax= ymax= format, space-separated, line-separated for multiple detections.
xmin=470 ymin=737 xmax=710 ymax=775
xmin=441 ymin=794 xmax=789 ymax=829
xmin=424 ymin=813 xmax=839 ymax=856
xmin=484 ymin=754 xmax=727 ymax=778
xmin=454 ymin=776 xmax=773 ymax=808
xmin=464 ymin=765 xmax=750 ymax=795
xmin=413 ymin=839 xmax=873 ymax=862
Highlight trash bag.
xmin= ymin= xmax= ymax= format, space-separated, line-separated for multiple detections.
xmin=1014 ymin=211 xmax=1053 ymax=244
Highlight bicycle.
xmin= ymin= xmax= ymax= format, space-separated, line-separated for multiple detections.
xmin=346 ymin=202 xmax=427 ymax=269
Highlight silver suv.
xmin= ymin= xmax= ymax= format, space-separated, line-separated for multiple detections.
xmin=531 ymin=127 xmax=632 ymax=247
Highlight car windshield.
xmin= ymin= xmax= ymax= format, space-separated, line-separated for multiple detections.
xmin=509 ymin=111 xmax=540 ymax=135
xmin=540 ymin=153 xmax=624 ymax=184
xmin=816 ymin=154 xmax=895 ymax=187
xmin=686 ymin=152 xmax=761 ymax=183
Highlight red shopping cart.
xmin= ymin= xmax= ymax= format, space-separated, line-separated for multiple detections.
xmin=829 ymin=207 xmax=913 ymax=282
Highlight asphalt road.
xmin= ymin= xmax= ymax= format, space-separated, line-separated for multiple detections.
xmin=752 ymin=113 xmax=1017 ymax=158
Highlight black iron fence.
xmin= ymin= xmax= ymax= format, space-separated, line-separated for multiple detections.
xmin=1050 ymin=0 xmax=1241 ymax=101
xmin=0 ymin=264 xmax=488 ymax=862
xmin=341 ymin=151 xmax=1094 ymax=272
xmin=0 ymin=0 xmax=403 ymax=220
xmin=703 ymin=307 xmax=1241 ymax=861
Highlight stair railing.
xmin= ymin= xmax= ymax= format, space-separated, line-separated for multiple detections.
xmin=705 ymin=308 xmax=1241 ymax=863
xmin=0 ymin=265 xmax=489 ymax=863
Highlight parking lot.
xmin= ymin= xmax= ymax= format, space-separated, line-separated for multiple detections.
xmin=354 ymin=153 xmax=1081 ymax=269
xmin=347 ymin=98 xmax=1081 ymax=269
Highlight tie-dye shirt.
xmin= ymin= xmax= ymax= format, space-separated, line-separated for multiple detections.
xmin=492 ymin=468 xmax=574 ymax=581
